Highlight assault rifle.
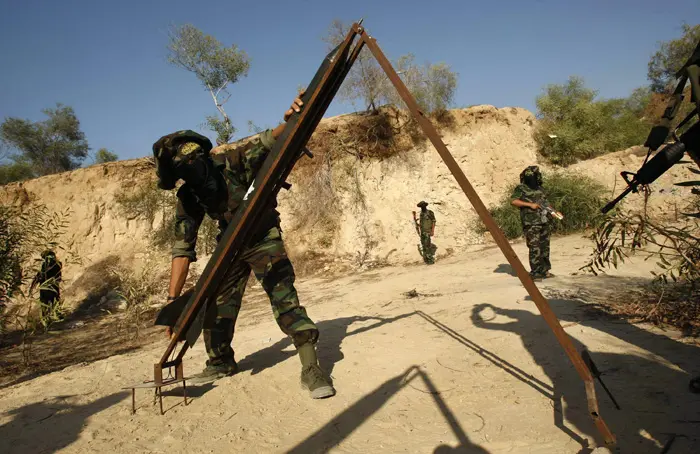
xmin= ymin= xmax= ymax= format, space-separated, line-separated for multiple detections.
xmin=602 ymin=38 xmax=700 ymax=213
xmin=543 ymin=204 xmax=564 ymax=221
xmin=521 ymin=197 xmax=564 ymax=221
xmin=411 ymin=211 xmax=424 ymax=258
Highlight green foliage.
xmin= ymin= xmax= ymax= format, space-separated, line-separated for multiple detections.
xmin=0 ymin=204 xmax=79 ymax=341
xmin=533 ymin=76 xmax=649 ymax=166
xmin=167 ymin=23 xmax=250 ymax=144
xmin=392 ymin=54 xmax=458 ymax=114
xmin=95 ymin=148 xmax=118 ymax=164
xmin=322 ymin=19 xmax=458 ymax=115
xmin=476 ymin=171 xmax=609 ymax=239
xmin=323 ymin=19 xmax=388 ymax=113
xmin=648 ymin=23 xmax=700 ymax=93
xmin=205 ymin=115 xmax=234 ymax=145
xmin=0 ymin=104 xmax=89 ymax=176
xmin=581 ymin=172 xmax=700 ymax=327
xmin=583 ymin=168 xmax=700 ymax=284
xmin=0 ymin=206 xmax=24 ymax=309
xmin=0 ymin=161 xmax=34 ymax=185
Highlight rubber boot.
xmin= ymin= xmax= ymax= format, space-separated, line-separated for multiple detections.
xmin=298 ymin=343 xmax=335 ymax=399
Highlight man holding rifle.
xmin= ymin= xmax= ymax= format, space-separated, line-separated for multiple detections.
xmin=151 ymin=91 xmax=335 ymax=399
xmin=413 ymin=201 xmax=437 ymax=264
xmin=511 ymin=166 xmax=562 ymax=281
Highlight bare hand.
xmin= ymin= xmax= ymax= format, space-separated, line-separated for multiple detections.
xmin=283 ymin=88 xmax=305 ymax=122
xmin=530 ymin=203 xmax=541 ymax=210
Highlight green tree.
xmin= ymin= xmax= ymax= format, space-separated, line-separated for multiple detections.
xmin=95 ymin=148 xmax=118 ymax=164
xmin=0 ymin=161 xmax=34 ymax=185
xmin=533 ymin=76 xmax=649 ymax=166
xmin=167 ymin=24 xmax=250 ymax=144
xmin=0 ymin=104 xmax=89 ymax=176
xmin=648 ymin=23 xmax=700 ymax=93
xmin=323 ymin=19 xmax=389 ymax=113
xmin=391 ymin=54 xmax=458 ymax=114
xmin=323 ymin=20 xmax=458 ymax=115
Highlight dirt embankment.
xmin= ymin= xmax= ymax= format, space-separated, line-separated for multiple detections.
xmin=1 ymin=106 xmax=695 ymax=303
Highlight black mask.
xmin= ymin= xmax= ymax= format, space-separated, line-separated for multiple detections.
xmin=177 ymin=156 xmax=210 ymax=187
xmin=177 ymin=157 xmax=224 ymax=210
xmin=523 ymin=174 xmax=540 ymax=189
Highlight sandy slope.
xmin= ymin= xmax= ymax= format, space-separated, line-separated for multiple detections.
xmin=1 ymin=234 xmax=698 ymax=454
xmin=2 ymin=105 xmax=696 ymax=293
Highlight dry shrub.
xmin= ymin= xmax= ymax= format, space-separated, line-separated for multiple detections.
xmin=287 ymin=108 xmax=424 ymax=247
xmin=105 ymin=255 xmax=170 ymax=339
xmin=115 ymin=182 xmax=218 ymax=252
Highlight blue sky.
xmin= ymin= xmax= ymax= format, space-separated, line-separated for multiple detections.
xmin=0 ymin=0 xmax=697 ymax=162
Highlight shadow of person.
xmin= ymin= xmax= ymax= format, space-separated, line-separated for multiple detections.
xmin=238 ymin=313 xmax=416 ymax=378
xmin=287 ymin=366 xmax=490 ymax=454
xmin=471 ymin=303 xmax=600 ymax=453
xmin=541 ymin=294 xmax=700 ymax=451
xmin=471 ymin=303 xmax=700 ymax=453
xmin=541 ymin=291 xmax=700 ymax=384
xmin=0 ymin=391 xmax=128 ymax=454
xmin=493 ymin=263 xmax=517 ymax=277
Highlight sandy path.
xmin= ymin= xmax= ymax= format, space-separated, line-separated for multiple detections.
xmin=1 ymin=235 xmax=699 ymax=453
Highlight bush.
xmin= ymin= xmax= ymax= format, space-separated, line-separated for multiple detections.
xmin=107 ymin=256 xmax=166 ymax=339
xmin=115 ymin=183 xmax=218 ymax=253
xmin=476 ymin=171 xmax=609 ymax=239
xmin=0 ymin=204 xmax=80 ymax=363
xmin=533 ymin=76 xmax=649 ymax=166
xmin=582 ymin=170 xmax=700 ymax=328
xmin=95 ymin=148 xmax=118 ymax=164
xmin=0 ymin=162 xmax=34 ymax=185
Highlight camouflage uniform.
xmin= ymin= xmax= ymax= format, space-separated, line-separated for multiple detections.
xmin=33 ymin=251 xmax=62 ymax=320
xmin=171 ymin=130 xmax=318 ymax=366
xmin=417 ymin=202 xmax=437 ymax=264
xmin=511 ymin=179 xmax=551 ymax=279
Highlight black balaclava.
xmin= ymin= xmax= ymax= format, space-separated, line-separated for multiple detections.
xmin=177 ymin=154 xmax=225 ymax=211
xmin=520 ymin=166 xmax=542 ymax=190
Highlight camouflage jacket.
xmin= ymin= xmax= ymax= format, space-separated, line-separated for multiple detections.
xmin=419 ymin=209 xmax=436 ymax=234
xmin=172 ymin=130 xmax=280 ymax=261
xmin=511 ymin=184 xmax=549 ymax=226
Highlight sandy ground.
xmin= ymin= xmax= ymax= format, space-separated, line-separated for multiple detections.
xmin=1 ymin=234 xmax=699 ymax=454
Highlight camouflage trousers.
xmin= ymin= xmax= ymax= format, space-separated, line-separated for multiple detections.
xmin=523 ymin=224 xmax=551 ymax=278
xmin=420 ymin=232 xmax=436 ymax=264
xmin=204 ymin=226 xmax=318 ymax=365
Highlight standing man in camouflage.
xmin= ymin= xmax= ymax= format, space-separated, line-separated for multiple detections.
xmin=152 ymin=91 xmax=335 ymax=399
xmin=511 ymin=166 xmax=556 ymax=281
xmin=414 ymin=201 xmax=437 ymax=264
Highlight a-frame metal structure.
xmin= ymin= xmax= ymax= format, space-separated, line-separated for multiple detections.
xmin=132 ymin=21 xmax=617 ymax=445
